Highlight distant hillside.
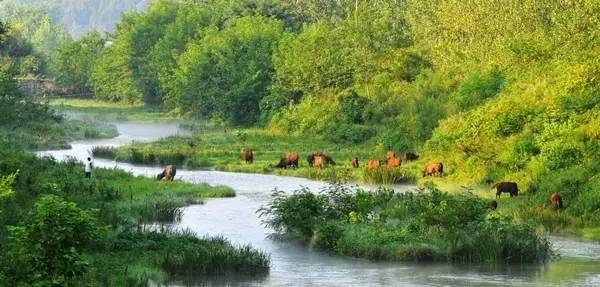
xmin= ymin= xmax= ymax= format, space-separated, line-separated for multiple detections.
xmin=0 ymin=0 xmax=151 ymax=36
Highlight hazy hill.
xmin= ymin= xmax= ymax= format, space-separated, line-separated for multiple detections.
xmin=0 ymin=0 xmax=151 ymax=36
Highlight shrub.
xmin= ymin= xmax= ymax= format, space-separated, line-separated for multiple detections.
xmin=4 ymin=195 xmax=97 ymax=286
xmin=454 ymin=68 xmax=505 ymax=111
xmin=260 ymin=185 xmax=552 ymax=263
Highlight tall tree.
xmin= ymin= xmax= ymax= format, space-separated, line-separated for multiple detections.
xmin=168 ymin=16 xmax=285 ymax=124
xmin=51 ymin=31 xmax=104 ymax=93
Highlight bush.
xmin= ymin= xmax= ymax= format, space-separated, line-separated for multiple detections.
xmin=4 ymin=195 xmax=97 ymax=286
xmin=260 ymin=185 xmax=552 ymax=263
xmin=327 ymin=123 xmax=375 ymax=144
xmin=454 ymin=68 xmax=505 ymax=111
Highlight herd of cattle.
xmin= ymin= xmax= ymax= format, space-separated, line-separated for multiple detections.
xmin=156 ymin=149 xmax=565 ymax=210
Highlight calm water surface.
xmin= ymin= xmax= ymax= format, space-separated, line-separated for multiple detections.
xmin=37 ymin=121 xmax=600 ymax=287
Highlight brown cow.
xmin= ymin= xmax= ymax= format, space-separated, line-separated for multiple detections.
xmin=313 ymin=154 xmax=326 ymax=169
xmin=367 ymin=159 xmax=381 ymax=170
xmin=550 ymin=192 xmax=563 ymax=209
xmin=488 ymin=200 xmax=498 ymax=210
xmin=351 ymin=157 xmax=359 ymax=168
xmin=422 ymin=162 xmax=444 ymax=177
xmin=242 ymin=149 xmax=253 ymax=164
xmin=157 ymin=165 xmax=177 ymax=181
xmin=286 ymin=152 xmax=299 ymax=168
xmin=492 ymin=182 xmax=519 ymax=198
xmin=307 ymin=152 xmax=335 ymax=167
xmin=387 ymin=155 xmax=402 ymax=167
xmin=386 ymin=151 xmax=397 ymax=160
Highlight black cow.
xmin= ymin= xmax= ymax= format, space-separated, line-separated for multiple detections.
xmin=492 ymin=182 xmax=519 ymax=198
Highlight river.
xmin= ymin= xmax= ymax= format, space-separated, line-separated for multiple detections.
xmin=37 ymin=121 xmax=600 ymax=287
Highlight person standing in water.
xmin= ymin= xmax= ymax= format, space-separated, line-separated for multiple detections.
xmin=85 ymin=157 xmax=93 ymax=178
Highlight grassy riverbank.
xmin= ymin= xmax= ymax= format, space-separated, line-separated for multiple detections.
xmin=92 ymin=127 xmax=418 ymax=184
xmin=0 ymin=145 xmax=269 ymax=285
xmin=259 ymin=184 xmax=552 ymax=263
xmin=50 ymin=98 xmax=182 ymax=121
xmin=91 ymin=123 xmax=600 ymax=241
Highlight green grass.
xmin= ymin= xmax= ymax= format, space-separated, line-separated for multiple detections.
xmin=0 ymin=146 xmax=269 ymax=285
xmin=1 ymin=119 xmax=117 ymax=150
xmin=49 ymin=98 xmax=182 ymax=121
xmin=260 ymin=184 xmax=553 ymax=263
xmin=96 ymin=127 xmax=423 ymax=184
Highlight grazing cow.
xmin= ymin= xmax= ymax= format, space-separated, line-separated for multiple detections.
xmin=405 ymin=152 xmax=419 ymax=161
xmin=275 ymin=152 xmax=299 ymax=169
xmin=308 ymin=152 xmax=335 ymax=167
xmin=274 ymin=158 xmax=290 ymax=169
xmin=422 ymin=162 xmax=444 ymax=177
xmin=488 ymin=200 xmax=498 ymax=210
xmin=351 ymin=157 xmax=359 ymax=168
xmin=550 ymin=192 xmax=563 ymax=209
xmin=242 ymin=149 xmax=253 ymax=164
xmin=286 ymin=152 xmax=299 ymax=168
xmin=387 ymin=155 xmax=402 ymax=167
xmin=367 ymin=159 xmax=381 ymax=170
xmin=492 ymin=182 xmax=519 ymax=198
xmin=157 ymin=165 xmax=177 ymax=181
xmin=313 ymin=154 xmax=326 ymax=169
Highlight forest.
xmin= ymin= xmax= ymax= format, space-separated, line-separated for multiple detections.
xmin=1 ymin=0 xmax=600 ymax=285
xmin=41 ymin=0 xmax=600 ymax=232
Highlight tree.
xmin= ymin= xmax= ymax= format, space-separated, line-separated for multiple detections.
xmin=51 ymin=30 xmax=104 ymax=93
xmin=168 ymin=16 xmax=284 ymax=125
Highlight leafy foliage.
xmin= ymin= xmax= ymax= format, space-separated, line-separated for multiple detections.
xmin=4 ymin=195 xmax=97 ymax=286
xmin=260 ymin=184 xmax=552 ymax=263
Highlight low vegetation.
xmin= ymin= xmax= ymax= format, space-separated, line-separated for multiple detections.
xmin=50 ymin=98 xmax=181 ymax=121
xmin=92 ymin=128 xmax=420 ymax=184
xmin=259 ymin=184 xmax=552 ymax=263
xmin=0 ymin=68 xmax=117 ymax=150
xmin=0 ymin=145 xmax=269 ymax=285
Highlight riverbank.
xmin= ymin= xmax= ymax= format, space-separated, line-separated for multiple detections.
xmin=22 ymin=115 xmax=600 ymax=286
xmin=85 ymin=121 xmax=600 ymax=242
xmin=0 ymin=145 xmax=269 ymax=285
xmin=91 ymin=127 xmax=418 ymax=184
xmin=49 ymin=98 xmax=182 ymax=121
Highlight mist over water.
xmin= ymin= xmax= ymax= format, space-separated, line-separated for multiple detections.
xmin=39 ymin=121 xmax=600 ymax=287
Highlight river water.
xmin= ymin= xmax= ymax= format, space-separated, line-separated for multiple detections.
xmin=37 ymin=121 xmax=600 ymax=287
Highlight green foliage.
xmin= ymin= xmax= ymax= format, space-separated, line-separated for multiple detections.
xmin=0 ymin=1 xmax=69 ymax=75
xmin=261 ymin=184 xmax=552 ymax=263
xmin=168 ymin=16 xmax=284 ymax=124
xmin=0 ymin=143 xmax=268 ymax=285
xmin=51 ymin=31 xmax=104 ymax=92
xmin=4 ymin=195 xmax=97 ymax=286
xmin=454 ymin=68 xmax=505 ymax=111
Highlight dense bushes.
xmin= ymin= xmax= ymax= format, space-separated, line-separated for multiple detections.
xmin=260 ymin=184 xmax=552 ymax=263
xmin=0 ymin=145 xmax=268 ymax=285
xmin=3 ymin=195 xmax=97 ymax=285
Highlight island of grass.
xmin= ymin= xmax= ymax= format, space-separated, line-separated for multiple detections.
xmin=91 ymin=127 xmax=417 ymax=185
xmin=259 ymin=184 xmax=552 ymax=263
xmin=0 ymin=146 xmax=269 ymax=286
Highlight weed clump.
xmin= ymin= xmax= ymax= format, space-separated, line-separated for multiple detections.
xmin=260 ymin=184 xmax=552 ymax=263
